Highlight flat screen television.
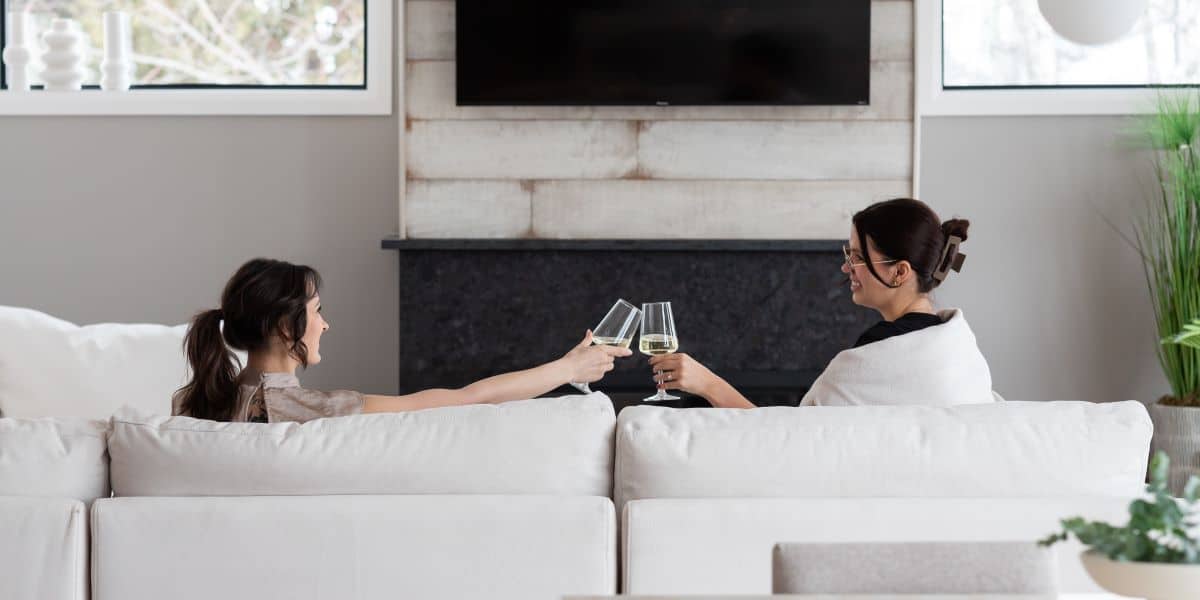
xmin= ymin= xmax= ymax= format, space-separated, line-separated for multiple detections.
xmin=456 ymin=0 xmax=871 ymax=106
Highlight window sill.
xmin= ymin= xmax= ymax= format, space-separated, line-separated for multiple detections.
xmin=0 ymin=88 xmax=391 ymax=116
xmin=917 ymin=86 xmax=1173 ymax=117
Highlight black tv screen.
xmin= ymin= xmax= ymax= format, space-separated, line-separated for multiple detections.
xmin=456 ymin=0 xmax=871 ymax=106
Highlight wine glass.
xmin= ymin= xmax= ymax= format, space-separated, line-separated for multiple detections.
xmin=640 ymin=302 xmax=680 ymax=402
xmin=571 ymin=299 xmax=642 ymax=393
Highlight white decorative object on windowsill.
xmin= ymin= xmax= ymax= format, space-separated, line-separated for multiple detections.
xmin=100 ymin=11 xmax=132 ymax=92
xmin=1038 ymin=0 xmax=1148 ymax=46
xmin=2 ymin=10 xmax=33 ymax=91
xmin=40 ymin=18 xmax=87 ymax=92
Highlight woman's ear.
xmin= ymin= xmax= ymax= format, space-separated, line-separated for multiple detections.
xmin=892 ymin=261 xmax=913 ymax=286
xmin=274 ymin=318 xmax=294 ymax=343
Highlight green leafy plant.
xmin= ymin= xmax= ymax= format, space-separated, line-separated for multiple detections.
xmin=1164 ymin=318 xmax=1200 ymax=352
xmin=1040 ymin=451 xmax=1200 ymax=564
xmin=1138 ymin=95 xmax=1200 ymax=408
xmin=1160 ymin=317 xmax=1200 ymax=407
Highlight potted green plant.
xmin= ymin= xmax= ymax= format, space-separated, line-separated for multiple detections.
xmin=1041 ymin=452 xmax=1199 ymax=599
xmin=1138 ymin=96 xmax=1200 ymax=495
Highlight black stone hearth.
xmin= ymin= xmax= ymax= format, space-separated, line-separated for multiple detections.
xmin=381 ymin=238 xmax=875 ymax=410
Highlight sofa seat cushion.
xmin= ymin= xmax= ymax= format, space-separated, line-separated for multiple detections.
xmin=615 ymin=400 xmax=1151 ymax=508
xmin=621 ymin=496 xmax=1129 ymax=594
xmin=91 ymin=495 xmax=616 ymax=600
xmin=109 ymin=394 xmax=615 ymax=497
xmin=0 ymin=417 xmax=110 ymax=501
xmin=0 ymin=497 xmax=88 ymax=600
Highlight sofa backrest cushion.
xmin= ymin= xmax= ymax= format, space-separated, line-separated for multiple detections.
xmin=0 ymin=418 xmax=110 ymax=501
xmin=109 ymin=394 xmax=616 ymax=497
xmin=615 ymin=401 xmax=1152 ymax=508
xmin=0 ymin=306 xmax=188 ymax=419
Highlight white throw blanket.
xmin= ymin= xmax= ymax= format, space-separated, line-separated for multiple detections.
xmin=800 ymin=308 xmax=997 ymax=406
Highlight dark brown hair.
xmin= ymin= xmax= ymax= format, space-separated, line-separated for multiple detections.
xmin=174 ymin=258 xmax=322 ymax=420
xmin=852 ymin=198 xmax=970 ymax=293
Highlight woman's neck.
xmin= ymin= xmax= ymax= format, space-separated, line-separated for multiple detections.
xmin=878 ymin=294 xmax=935 ymax=322
xmin=245 ymin=351 xmax=297 ymax=375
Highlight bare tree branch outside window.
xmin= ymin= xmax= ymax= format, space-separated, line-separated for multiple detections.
xmin=6 ymin=0 xmax=365 ymax=86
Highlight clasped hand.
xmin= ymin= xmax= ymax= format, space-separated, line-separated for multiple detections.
xmin=560 ymin=331 xmax=632 ymax=383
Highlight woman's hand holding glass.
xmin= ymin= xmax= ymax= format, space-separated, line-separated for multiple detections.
xmin=648 ymin=352 xmax=720 ymax=398
xmin=562 ymin=330 xmax=633 ymax=385
xmin=571 ymin=299 xmax=642 ymax=393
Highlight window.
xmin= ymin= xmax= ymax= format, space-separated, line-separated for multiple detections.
xmin=917 ymin=0 xmax=1199 ymax=115
xmin=0 ymin=0 xmax=390 ymax=114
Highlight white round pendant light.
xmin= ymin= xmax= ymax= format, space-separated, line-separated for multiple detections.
xmin=1037 ymin=0 xmax=1149 ymax=45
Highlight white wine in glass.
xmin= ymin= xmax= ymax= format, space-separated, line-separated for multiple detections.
xmin=593 ymin=336 xmax=634 ymax=348
xmin=640 ymin=302 xmax=680 ymax=402
xmin=638 ymin=334 xmax=679 ymax=355
xmin=571 ymin=299 xmax=642 ymax=393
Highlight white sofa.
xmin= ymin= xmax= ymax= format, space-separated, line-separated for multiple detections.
xmin=94 ymin=394 xmax=619 ymax=600
xmin=0 ymin=418 xmax=110 ymax=600
xmin=615 ymin=400 xmax=1152 ymax=594
xmin=0 ymin=396 xmax=1152 ymax=599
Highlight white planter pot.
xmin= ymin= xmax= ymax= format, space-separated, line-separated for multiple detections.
xmin=1081 ymin=550 xmax=1200 ymax=600
xmin=1148 ymin=402 xmax=1200 ymax=495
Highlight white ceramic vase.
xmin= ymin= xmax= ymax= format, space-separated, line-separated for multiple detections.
xmin=40 ymin=18 xmax=87 ymax=92
xmin=100 ymin=11 xmax=132 ymax=91
xmin=2 ymin=10 xmax=33 ymax=91
xmin=1080 ymin=551 xmax=1200 ymax=600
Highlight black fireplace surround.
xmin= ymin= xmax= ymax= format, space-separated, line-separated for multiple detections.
xmin=382 ymin=238 xmax=875 ymax=410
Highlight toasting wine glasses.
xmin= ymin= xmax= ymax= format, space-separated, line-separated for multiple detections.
xmin=640 ymin=301 xmax=680 ymax=402
xmin=571 ymin=299 xmax=643 ymax=393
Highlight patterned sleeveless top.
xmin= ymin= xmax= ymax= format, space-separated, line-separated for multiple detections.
xmin=172 ymin=367 xmax=364 ymax=423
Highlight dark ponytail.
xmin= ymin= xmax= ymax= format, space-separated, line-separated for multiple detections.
xmin=941 ymin=218 xmax=970 ymax=243
xmin=173 ymin=258 xmax=322 ymax=420
xmin=852 ymin=198 xmax=970 ymax=293
xmin=176 ymin=309 xmax=241 ymax=421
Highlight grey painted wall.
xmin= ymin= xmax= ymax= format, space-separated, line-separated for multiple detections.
xmin=0 ymin=115 xmax=400 ymax=394
xmin=920 ymin=116 xmax=1167 ymax=402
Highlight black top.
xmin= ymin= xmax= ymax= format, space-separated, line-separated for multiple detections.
xmin=853 ymin=312 xmax=945 ymax=348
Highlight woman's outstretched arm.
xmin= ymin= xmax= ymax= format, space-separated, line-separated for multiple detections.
xmin=361 ymin=331 xmax=631 ymax=413
xmin=647 ymin=353 xmax=755 ymax=409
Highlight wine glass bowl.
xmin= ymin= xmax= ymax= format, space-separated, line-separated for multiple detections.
xmin=572 ymin=299 xmax=642 ymax=393
xmin=640 ymin=301 xmax=680 ymax=402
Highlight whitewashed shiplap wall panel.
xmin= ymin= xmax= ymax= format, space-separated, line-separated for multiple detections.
xmin=637 ymin=121 xmax=912 ymax=181
xmin=871 ymin=1 xmax=914 ymax=62
xmin=401 ymin=0 xmax=914 ymax=239
xmin=407 ymin=180 xmax=532 ymax=238
xmin=408 ymin=120 xmax=638 ymax=179
xmin=404 ymin=179 xmax=913 ymax=240
xmin=531 ymin=180 xmax=913 ymax=239
xmin=406 ymin=1 xmax=454 ymax=60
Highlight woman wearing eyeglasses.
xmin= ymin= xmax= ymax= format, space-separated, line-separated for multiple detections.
xmin=647 ymin=198 xmax=997 ymax=408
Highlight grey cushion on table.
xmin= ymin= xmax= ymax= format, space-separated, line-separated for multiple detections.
xmin=772 ymin=541 xmax=1058 ymax=594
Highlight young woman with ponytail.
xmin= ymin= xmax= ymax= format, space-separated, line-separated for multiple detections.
xmin=172 ymin=258 xmax=630 ymax=423
xmin=647 ymin=198 xmax=997 ymax=408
